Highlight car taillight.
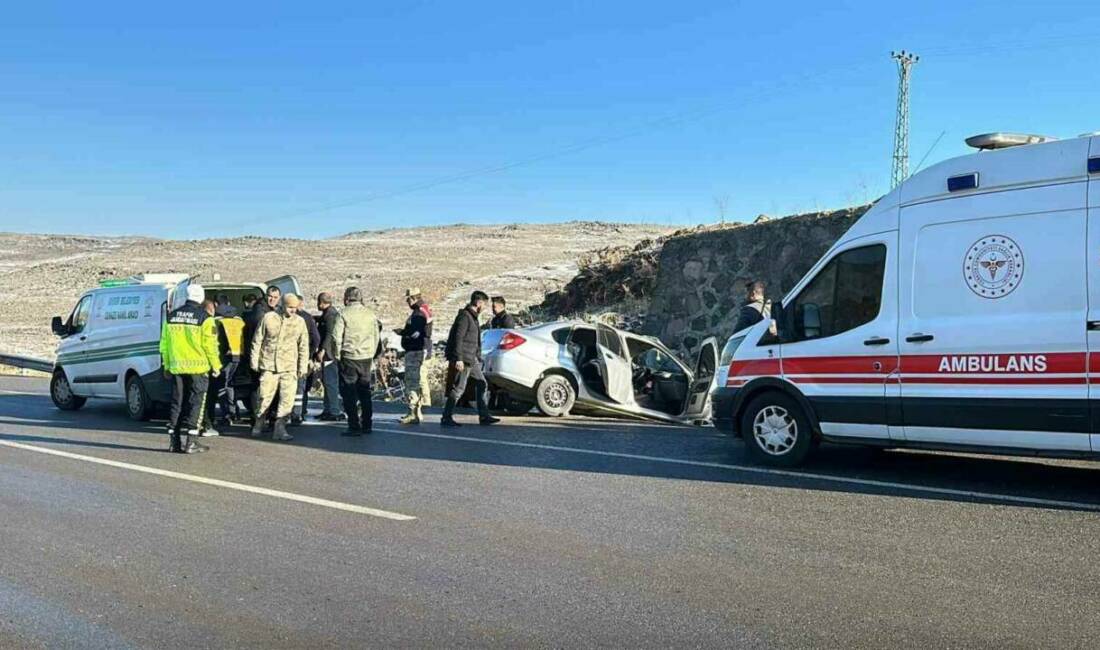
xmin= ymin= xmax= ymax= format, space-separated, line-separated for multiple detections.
xmin=498 ymin=332 xmax=526 ymax=351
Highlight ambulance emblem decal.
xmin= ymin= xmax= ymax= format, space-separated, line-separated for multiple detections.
xmin=964 ymin=235 xmax=1023 ymax=298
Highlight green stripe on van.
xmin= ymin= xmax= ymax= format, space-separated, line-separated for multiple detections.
xmin=57 ymin=340 xmax=161 ymax=366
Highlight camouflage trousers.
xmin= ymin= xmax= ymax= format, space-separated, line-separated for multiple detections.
xmin=256 ymin=370 xmax=297 ymax=419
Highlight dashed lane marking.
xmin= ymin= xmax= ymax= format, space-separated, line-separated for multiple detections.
xmin=372 ymin=426 xmax=1100 ymax=512
xmin=0 ymin=439 xmax=416 ymax=521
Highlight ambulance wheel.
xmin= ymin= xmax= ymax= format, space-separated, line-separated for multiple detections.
xmin=535 ymin=374 xmax=575 ymax=417
xmin=125 ymin=374 xmax=153 ymax=422
xmin=741 ymin=392 xmax=813 ymax=467
xmin=51 ymin=370 xmax=86 ymax=411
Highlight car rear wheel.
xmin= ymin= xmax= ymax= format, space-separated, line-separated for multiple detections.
xmin=51 ymin=370 xmax=86 ymax=411
xmin=535 ymin=374 xmax=575 ymax=417
xmin=126 ymin=374 xmax=154 ymax=421
xmin=740 ymin=391 xmax=813 ymax=467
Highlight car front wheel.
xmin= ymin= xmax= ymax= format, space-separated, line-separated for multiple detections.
xmin=51 ymin=370 xmax=86 ymax=411
xmin=535 ymin=374 xmax=575 ymax=417
xmin=740 ymin=391 xmax=813 ymax=467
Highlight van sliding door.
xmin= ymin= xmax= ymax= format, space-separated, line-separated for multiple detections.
xmin=898 ymin=181 xmax=1090 ymax=452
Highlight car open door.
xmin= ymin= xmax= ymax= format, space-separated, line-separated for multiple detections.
xmin=681 ymin=337 xmax=718 ymax=419
xmin=595 ymin=324 xmax=633 ymax=404
xmin=265 ymin=275 xmax=302 ymax=298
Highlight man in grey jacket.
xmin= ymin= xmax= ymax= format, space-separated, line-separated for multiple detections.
xmin=332 ymin=286 xmax=381 ymax=436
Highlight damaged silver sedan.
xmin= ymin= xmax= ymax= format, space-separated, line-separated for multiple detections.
xmin=482 ymin=320 xmax=717 ymax=425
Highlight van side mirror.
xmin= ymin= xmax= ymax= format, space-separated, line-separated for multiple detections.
xmin=51 ymin=316 xmax=68 ymax=337
xmin=802 ymin=303 xmax=822 ymax=339
xmin=770 ymin=302 xmax=788 ymax=342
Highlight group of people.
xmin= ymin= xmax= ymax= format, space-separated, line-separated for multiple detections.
xmin=159 ymin=281 xmax=517 ymax=455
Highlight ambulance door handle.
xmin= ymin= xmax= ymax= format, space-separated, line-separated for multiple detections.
xmin=79 ymin=335 xmax=87 ymax=341
xmin=863 ymin=337 xmax=890 ymax=346
xmin=906 ymin=333 xmax=934 ymax=343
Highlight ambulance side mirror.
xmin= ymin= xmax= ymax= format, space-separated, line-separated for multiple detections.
xmin=770 ymin=302 xmax=788 ymax=343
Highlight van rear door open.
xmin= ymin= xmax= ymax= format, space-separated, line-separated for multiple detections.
xmin=898 ymin=160 xmax=1090 ymax=452
xmin=265 ymin=275 xmax=302 ymax=298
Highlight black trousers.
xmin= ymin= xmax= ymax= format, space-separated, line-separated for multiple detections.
xmin=169 ymin=373 xmax=209 ymax=433
xmin=443 ymin=361 xmax=489 ymax=420
xmin=339 ymin=358 xmax=373 ymax=430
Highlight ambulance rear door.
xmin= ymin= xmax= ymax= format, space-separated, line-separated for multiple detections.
xmin=1086 ymin=136 xmax=1100 ymax=451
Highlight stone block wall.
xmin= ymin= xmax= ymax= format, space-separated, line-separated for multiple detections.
xmin=642 ymin=206 xmax=870 ymax=357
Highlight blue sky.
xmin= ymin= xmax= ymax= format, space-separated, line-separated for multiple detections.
xmin=1 ymin=1 xmax=1097 ymax=238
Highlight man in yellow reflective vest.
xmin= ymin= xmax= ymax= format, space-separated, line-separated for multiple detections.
xmin=160 ymin=284 xmax=223 ymax=454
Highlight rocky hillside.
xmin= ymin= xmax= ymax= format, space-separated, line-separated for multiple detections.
xmin=532 ymin=205 xmax=871 ymax=357
xmin=0 ymin=222 xmax=670 ymax=360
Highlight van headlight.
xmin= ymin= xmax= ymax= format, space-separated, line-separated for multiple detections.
xmin=719 ymin=336 xmax=745 ymax=368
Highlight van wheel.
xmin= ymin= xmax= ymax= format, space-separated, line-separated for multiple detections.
xmin=125 ymin=374 xmax=153 ymax=421
xmin=51 ymin=370 xmax=86 ymax=411
xmin=535 ymin=374 xmax=575 ymax=417
xmin=740 ymin=392 xmax=813 ymax=467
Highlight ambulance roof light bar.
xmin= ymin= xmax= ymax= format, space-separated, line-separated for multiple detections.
xmin=965 ymin=132 xmax=1056 ymax=150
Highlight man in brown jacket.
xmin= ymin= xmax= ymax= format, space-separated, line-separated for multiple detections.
xmin=249 ymin=293 xmax=309 ymax=441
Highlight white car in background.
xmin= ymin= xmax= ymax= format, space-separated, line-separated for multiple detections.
xmin=482 ymin=321 xmax=717 ymax=425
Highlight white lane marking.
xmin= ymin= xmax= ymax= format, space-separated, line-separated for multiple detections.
xmin=0 ymin=389 xmax=46 ymax=396
xmin=0 ymin=439 xmax=416 ymax=521
xmin=373 ymin=426 xmax=1100 ymax=512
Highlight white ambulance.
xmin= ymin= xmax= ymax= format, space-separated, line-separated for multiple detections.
xmin=711 ymin=132 xmax=1100 ymax=466
xmin=49 ymin=273 xmax=300 ymax=420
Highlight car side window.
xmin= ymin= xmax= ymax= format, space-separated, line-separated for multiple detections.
xmin=551 ymin=327 xmax=572 ymax=345
xmin=597 ymin=326 xmax=624 ymax=357
xmin=71 ymin=296 xmax=93 ymax=334
xmin=789 ymin=244 xmax=886 ymax=342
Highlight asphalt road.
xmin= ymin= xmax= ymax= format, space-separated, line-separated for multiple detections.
xmin=1 ymin=375 xmax=1099 ymax=648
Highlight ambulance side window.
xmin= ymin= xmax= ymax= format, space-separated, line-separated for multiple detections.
xmin=70 ymin=296 xmax=93 ymax=335
xmin=789 ymin=244 xmax=886 ymax=342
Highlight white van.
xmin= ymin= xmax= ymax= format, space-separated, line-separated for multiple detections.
xmin=712 ymin=132 xmax=1100 ymax=466
xmin=50 ymin=273 xmax=300 ymax=420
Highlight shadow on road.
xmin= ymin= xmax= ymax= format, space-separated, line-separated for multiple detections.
xmin=2 ymin=386 xmax=1099 ymax=512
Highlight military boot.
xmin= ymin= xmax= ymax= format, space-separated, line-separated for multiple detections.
xmin=250 ymin=414 xmax=266 ymax=438
xmin=272 ymin=417 xmax=294 ymax=442
xmin=399 ymin=392 xmax=421 ymax=425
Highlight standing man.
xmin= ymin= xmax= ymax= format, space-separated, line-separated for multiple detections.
xmin=242 ymin=285 xmax=281 ymax=421
xmin=315 ymin=292 xmax=344 ymax=421
xmin=292 ymin=294 xmax=321 ymax=426
xmin=733 ymin=280 xmax=771 ymax=333
xmin=214 ymin=302 xmax=245 ymax=426
xmin=160 ymin=284 xmax=222 ymax=454
xmin=332 ymin=287 xmax=381 ymax=436
xmin=395 ymin=288 xmax=430 ymax=425
xmin=249 ymin=294 xmax=309 ymax=442
xmin=441 ymin=291 xmax=499 ymax=428
xmin=489 ymin=296 xmax=516 ymax=330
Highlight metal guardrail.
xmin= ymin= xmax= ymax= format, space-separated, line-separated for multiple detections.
xmin=0 ymin=353 xmax=55 ymax=374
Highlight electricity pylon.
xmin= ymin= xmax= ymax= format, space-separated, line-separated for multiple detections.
xmin=890 ymin=50 xmax=918 ymax=190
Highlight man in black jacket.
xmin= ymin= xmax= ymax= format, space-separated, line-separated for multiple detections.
xmin=441 ymin=291 xmax=498 ymax=427
xmin=315 ymin=292 xmax=344 ymax=420
xmin=395 ymin=288 xmax=430 ymax=425
xmin=291 ymin=294 xmax=322 ymax=425
xmin=489 ymin=296 xmax=517 ymax=330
